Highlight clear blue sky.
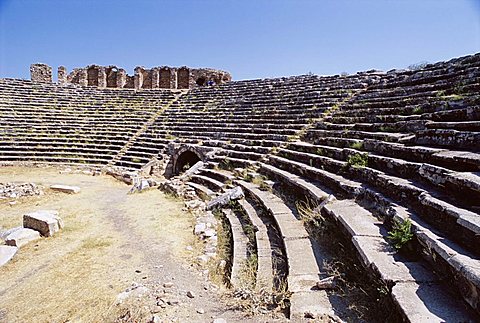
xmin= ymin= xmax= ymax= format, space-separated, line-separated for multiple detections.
xmin=0 ymin=0 xmax=479 ymax=80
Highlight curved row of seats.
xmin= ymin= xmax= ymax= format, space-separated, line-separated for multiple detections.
xmin=0 ymin=53 xmax=479 ymax=321
xmin=0 ymin=78 xmax=177 ymax=168
xmin=177 ymin=54 xmax=480 ymax=321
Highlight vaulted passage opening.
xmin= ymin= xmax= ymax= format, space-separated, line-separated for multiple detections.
xmin=174 ymin=150 xmax=201 ymax=175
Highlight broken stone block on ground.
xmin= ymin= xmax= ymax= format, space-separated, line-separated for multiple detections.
xmin=50 ymin=184 xmax=81 ymax=194
xmin=5 ymin=227 xmax=41 ymax=248
xmin=23 ymin=210 xmax=63 ymax=237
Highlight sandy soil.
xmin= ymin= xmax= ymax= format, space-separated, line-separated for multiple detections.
xmin=0 ymin=166 xmax=263 ymax=323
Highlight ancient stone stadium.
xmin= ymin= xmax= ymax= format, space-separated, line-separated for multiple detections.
xmin=0 ymin=54 xmax=479 ymax=322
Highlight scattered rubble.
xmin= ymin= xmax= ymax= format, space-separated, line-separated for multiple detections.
xmin=158 ymin=177 xmax=219 ymax=265
xmin=116 ymin=282 xmax=151 ymax=305
xmin=0 ymin=182 xmax=43 ymax=199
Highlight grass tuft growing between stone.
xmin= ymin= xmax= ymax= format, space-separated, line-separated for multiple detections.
xmin=387 ymin=218 xmax=414 ymax=250
xmin=347 ymin=152 xmax=368 ymax=168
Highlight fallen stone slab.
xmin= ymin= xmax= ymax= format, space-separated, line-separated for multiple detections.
xmin=50 ymin=184 xmax=81 ymax=194
xmin=5 ymin=227 xmax=41 ymax=248
xmin=206 ymin=186 xmax=244 ymax=210
xmin=23 ymin=210 xmax=63 ymax=237
xmin=0 ymin=245 xmax=18 ymax=267
xmin=0 ymin=226 xmax=22 ymax=241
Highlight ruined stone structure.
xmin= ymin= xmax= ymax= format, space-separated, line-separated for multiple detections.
xmin=30 ymin=63 xmax=52 ymax=83
xmin=30 ymin=63 xmax=231 ymax=89
xmin=3 ymin=53 xmax=480 ymax=321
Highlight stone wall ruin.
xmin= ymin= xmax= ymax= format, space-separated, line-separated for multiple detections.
xmin=30 ymin=64 xmax=52 ymax=83
xmin=30 ymin=63 xmax=231 ymax=90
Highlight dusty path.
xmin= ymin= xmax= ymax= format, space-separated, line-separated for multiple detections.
xmin=0 ymin=167 xmax=260 ymax=323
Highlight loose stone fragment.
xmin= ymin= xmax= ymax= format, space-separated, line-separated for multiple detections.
xmin=316 ymin=276 xmax=336 ymax=290
xmin=23 ymin=210 xmax=63 ymax=237
xmin=5 ymin=227 xmax=41 ymax=248
xmin=50 ymin=184 xmax=81 ymax=194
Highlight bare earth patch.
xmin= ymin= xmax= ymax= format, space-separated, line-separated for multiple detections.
xmin=0 ymin=167 xmax=256 ymax=323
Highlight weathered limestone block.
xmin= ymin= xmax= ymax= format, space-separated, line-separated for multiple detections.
xmin=0 ymin=245 xmax=17 ymax=267
xmin=30 ymin=63 xmax=52 ymax=83
xmin=23 ymin=210 xmax=63 ymax=237
xmin=50 ymin=184 xmax=81 ymax=194
xmin=0 ymin=227 xmax=21 ymax=241
xmin=207 ymin=186 xmax=244 ymax=210
xmin=5 ymin=227 xmax=41 ymax=248
xmin=106 ymin=67 xmax=117 ymax=87
xmin=58 ymin=66 xmax=67 ymax=84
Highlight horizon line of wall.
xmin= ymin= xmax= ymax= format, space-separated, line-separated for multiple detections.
xmin=30 ymin=63 xmax=232 ymax=90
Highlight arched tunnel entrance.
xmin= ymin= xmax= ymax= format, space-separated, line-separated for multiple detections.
xmin=174 ymin=150 xmax=202 ymax=175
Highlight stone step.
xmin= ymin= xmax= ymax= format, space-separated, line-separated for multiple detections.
xmin=235 ymin=179 xmax=335 ymax=320
xmin=317 ymin=120 xmax=427 ymax=133
xmin=268 ymin=154 xmax=480 ymax=256
xmin=190 ymin=174 xmax=224 ymax=192
xmin=258 ymin=159 xmax=480 ymax=318
xmin=413 ymin=129 xmax=480 ymax=151
xmin=199 ymin=168 xmax=235 ymax=183
xmin=222 ymin=209 xmax=250 ymax=288
xmin=360 ymin=139 xmax=480 ymax=172
xmin=425 ymin=120 xmax=480 ymax=131
xmin=278 ymin=145 xmax=480 ymax=205
xmin=322 ymin=199 xmax=477 ymax=322
xmin=187 ymin=182 xmax=215 ymax=198
xmin=236 ymin=198 xmax=275 ymax=291
xmin=306 ymin=129 xmax=411 ymax=142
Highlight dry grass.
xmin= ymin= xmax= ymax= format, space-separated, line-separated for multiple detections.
xmin=0 ymin=166 xmax=194 ymax=323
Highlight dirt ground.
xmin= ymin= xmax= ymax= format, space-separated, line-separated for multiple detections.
xmin=0 ymin=166 xmax=266 ymax=323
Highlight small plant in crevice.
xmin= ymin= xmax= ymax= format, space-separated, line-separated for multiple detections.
xmin=349 ymin=141 xmax=363 ymax=150
xmin=412 ymin=106 xmax=423 ymax=115
xmin=252 ymin=175 xmax=271 ymax=192
xmin=347 ymin=152 xmax=368 ymax=168
xmin=182 ymin=162 xmax=191 ymax=171
xmin=295 ymin=198 xmax=325 ymax=224
xmin=387 ymin=219 xmax=414 ymax=250
xmin=222 ymin=158 xmax=234 ymax=171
